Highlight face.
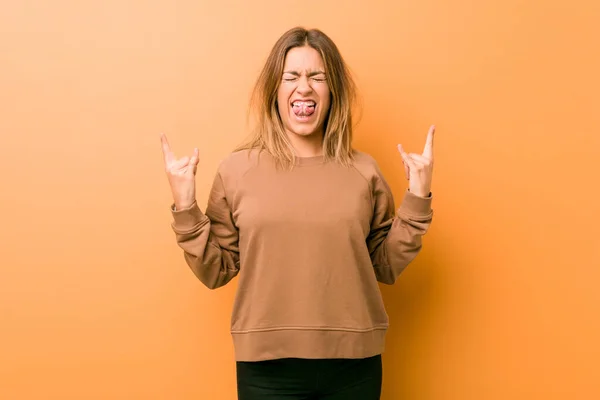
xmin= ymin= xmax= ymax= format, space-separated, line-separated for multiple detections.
xmin=277 ymin=45 xmax=331 ymax=139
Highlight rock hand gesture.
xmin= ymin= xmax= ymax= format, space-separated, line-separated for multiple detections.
xmin=398 ymin=125 xmax=435 ymax=197
xmin=160 ymin=133 xmax=199 ymax=210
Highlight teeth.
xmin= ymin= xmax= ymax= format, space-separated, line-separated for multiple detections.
xmin=292 ymin=101 xmax=315 ymax=106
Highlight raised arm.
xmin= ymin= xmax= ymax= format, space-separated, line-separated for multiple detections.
xmin=161 ymin=134 xmax=240 ymax=289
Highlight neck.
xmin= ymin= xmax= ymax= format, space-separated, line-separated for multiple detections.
xmin=287 ymin=131 xmax=324 ymax=157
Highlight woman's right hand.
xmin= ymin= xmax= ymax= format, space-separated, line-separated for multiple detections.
xmin=160 ymin=133 xmax=199 ymax=210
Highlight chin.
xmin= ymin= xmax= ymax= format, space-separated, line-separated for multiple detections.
xmin=292 ymin=126 xmax=320 ymax=136
xmin=286 ymin=122 xmax=323 ymax=137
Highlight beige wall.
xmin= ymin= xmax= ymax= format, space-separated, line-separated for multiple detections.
xmin=1 ymin=0 xmax=599 ymax=398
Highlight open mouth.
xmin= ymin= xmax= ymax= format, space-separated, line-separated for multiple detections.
xmin=291 ymin=100 xmax=316 ymax=118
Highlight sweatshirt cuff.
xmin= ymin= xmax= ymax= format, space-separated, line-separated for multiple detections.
xmin=398 ymin=190 xmax=433 ymax=218
xmin=171 ymin=201 xmax=209 ymax=232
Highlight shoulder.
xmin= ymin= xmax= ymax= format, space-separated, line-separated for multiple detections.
xmin=351 ymin=149 xmax=384 ymax=178
xmin=351 ymin=150 xmax=393 ymax=194
xmin=214 ymin=148 xmax=273 ymax=190
xmin=352 ymin=149 xmax=378 ymax=164
xmin=216 ymin=148 xmax=261 ymax=175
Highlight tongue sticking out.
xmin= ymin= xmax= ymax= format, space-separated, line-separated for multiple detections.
xmin=292 ymin=101 xmax=315 ymax=117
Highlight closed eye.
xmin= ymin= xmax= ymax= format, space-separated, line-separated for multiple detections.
xmin=282 ymin=71 xmax=326 ymax=82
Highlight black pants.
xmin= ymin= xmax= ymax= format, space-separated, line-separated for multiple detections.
xmin=236 ymin=354 xmax=382 ymax=400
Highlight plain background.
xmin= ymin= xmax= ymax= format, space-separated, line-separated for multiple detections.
xmin=1 ymin=0 xmax=599 ymax=399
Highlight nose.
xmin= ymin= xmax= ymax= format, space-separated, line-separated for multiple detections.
xmin=295 ymin=75 xmax=313 ymax=95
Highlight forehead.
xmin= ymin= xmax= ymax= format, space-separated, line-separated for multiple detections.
xmin=283 ymin=46 xmax=325 ymax=71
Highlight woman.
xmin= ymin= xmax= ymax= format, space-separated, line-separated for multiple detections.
xmin=161 ymin=27 xmax=434 ymax=400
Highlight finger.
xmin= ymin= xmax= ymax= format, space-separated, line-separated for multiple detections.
xmin=398 ymin=144 xmax=416 ymax=180
xmin=189 ymin=148 xmax=199 ymax=167
xmin=407 ymin=153 xmax=432 ymax=164
xmin=170 ymin=156 xmax=190 ymax=171
xmin=160 ymin=133 xmax=174 ymax=163
xmin=398 ymin=144 xmax=417 ymax=169
xmin=422 ymin=125 xmax=435 ymax=158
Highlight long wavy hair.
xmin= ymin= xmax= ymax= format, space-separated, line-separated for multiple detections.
xmin=236 ymin=27 xmax=358 ymax=168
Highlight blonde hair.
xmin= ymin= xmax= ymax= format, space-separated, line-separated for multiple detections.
xmin=236 ymin=27 xmax=358 ymax=169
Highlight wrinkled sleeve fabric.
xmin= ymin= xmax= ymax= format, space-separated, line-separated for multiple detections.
xmin=170 ymin=171 xmax=240 ymax=289
xmin=367 ymin=168 xmax=433 ymax=285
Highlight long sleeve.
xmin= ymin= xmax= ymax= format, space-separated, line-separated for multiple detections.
xmin=170 ymin=171 xmax=240 ymax=289
xmin=367 ymin=170 xmax=433 ymax=285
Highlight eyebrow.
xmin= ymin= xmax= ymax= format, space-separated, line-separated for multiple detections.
xmin=283 ymin=70 xmax=326 ymax=77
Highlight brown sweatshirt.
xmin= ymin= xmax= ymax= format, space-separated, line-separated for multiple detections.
xmin=170 ymin=149 xmax=433 ymax=362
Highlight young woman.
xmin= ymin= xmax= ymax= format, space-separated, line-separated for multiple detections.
xmin=161 ymin=26 xmax=435 ymax=400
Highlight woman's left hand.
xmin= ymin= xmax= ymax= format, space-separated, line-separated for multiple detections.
xmin=397 ymin=125 xmax=435 ymax=197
